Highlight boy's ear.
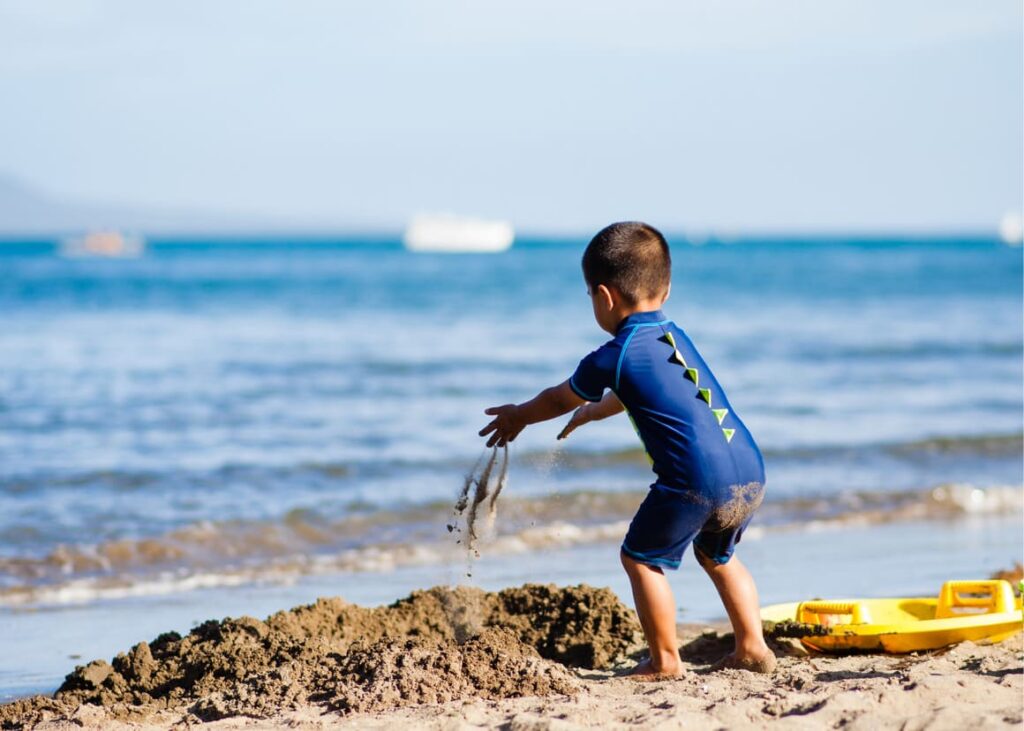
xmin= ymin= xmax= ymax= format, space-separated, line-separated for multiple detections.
xmin=662 ymin=283 xmax=671 ymax=303
xmin=596 ymin=284 xmax=615 ymax=311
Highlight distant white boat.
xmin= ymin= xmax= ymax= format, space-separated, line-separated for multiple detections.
xmin=998 ymin=211 xmax=1023 ymax=247
xmin=403 ymin=214 xmax=514 ymax=253
xmin=60 ymin=231 xmax=145 ymax=258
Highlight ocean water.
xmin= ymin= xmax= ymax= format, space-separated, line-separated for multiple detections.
xmin=0 ymin=236 xmax=1021 ymax=698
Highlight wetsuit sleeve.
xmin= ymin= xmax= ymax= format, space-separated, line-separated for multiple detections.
xmin=569 ymin=343 xmax=619 ymax=402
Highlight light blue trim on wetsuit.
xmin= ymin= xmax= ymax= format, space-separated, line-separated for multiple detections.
xmin=614 ymin=326 xmax=639 ymax=392
xmin=613 ymin=319 xmax=670 ymax=391
xmin=620 ymin=543 xmax=682 ymax=570
xmin=569 ymin=375 xmax=601 ymax=402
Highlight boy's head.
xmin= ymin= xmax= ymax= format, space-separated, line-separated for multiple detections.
xmin=582 ymin=222 xmax=671 ymax=331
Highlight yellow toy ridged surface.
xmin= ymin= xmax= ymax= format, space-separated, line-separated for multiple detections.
xmin=761 ymin=580 xmax=1024 ymax=654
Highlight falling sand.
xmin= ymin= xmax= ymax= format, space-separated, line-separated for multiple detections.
xmin=449 ymin=446 xmax=509 ymax=557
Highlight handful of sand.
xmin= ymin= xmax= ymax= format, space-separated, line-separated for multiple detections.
xmin=449 ymin=445 xmax=509 ymax=555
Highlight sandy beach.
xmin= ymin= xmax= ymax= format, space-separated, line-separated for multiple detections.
xmin=2 ymin=581 xmax=1021 ymax=731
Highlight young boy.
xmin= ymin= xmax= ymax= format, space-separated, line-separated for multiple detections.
xmin=479 ymin=222 xmax=775 ymax=677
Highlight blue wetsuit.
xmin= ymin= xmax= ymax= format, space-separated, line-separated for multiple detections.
xmin=570 ymin=309 xmax=765 ymax=569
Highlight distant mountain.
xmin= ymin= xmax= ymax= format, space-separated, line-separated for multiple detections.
xmin=0 ymin=174 xmax=277 ymax=236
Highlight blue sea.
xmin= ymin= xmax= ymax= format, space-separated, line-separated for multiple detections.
xmin=0 ymin=236 xmax=1021 ymax=699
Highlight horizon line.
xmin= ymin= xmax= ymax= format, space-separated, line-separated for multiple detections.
xmin=0 ymin=227 xmax=1015 ymax=244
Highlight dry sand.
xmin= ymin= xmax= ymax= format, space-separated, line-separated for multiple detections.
xmin=2 ymin=583 xmax=1021 ymax=731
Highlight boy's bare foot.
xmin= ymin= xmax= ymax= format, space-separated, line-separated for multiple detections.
xmin=625 ymin=657 xmax=684 ymax=680
xmin=709 ymin=647 xmax=777 ymax=674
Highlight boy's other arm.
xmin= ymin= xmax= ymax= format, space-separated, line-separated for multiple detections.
xmin=557 ymin=391 xmax=624 ymax=440
xmin=479 ymin=381 xmax=584 ymax=448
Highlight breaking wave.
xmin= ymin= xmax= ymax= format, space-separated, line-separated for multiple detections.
xmin=1 ymin=482 xmax=1019 ymax=609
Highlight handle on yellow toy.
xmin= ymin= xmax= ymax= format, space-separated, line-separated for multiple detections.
xmin=936 ymin=580 xmax=1015 ymax=618
xmin=797 ymin=600 xmax=872 ymax=625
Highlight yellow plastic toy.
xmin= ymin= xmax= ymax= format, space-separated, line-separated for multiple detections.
xmin=760 ymin=580 xmax=1024 ymax=653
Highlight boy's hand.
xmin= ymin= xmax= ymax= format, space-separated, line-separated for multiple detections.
xmin=479 ymin=404 xmax=526 ymax=448
xmin=479 ymin=382 xmax=584 ymax=448
xmin=557 ymin=404 xmax=592 ymax=440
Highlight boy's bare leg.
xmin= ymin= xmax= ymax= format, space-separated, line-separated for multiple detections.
xmin=620 ymin=551 xmax=682 ymax=676
xmin=698 ymin=552 xmax=772 ymax=664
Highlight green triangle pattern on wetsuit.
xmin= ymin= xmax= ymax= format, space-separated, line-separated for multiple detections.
xmin=662 ymin=332 xmax=687 ymax=367
xmin=664 ymin=330 xmax=733 ymax=445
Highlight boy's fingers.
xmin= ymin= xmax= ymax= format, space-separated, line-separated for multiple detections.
xmin=479 ymin=421 xmax=496 ymax=437
xmin=558 ymin=411 xmax=583 ymax=440
xmin=484 ymin=404 xmax=512 ymax=416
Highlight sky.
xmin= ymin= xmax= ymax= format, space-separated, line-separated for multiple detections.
xmin=0 ymin=1 xmax=1021 ymax=234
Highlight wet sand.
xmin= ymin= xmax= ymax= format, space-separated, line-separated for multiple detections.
xmin=2 ymin=582 xmax=1022 ymax=730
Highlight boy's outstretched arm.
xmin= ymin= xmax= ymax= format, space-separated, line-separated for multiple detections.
xmin=479 ymin=381 xmax=583 ymax=448
xmin=557 ymin=391 xmax=624 ymax=440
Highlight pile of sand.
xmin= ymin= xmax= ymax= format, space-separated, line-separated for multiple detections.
xmin=3 ymin=580 xmax=1021 ymax=731
xmin=0 ymin=584 xmax=641 ymax=729
xmin=326 ymin=628 xmax=577 ymax=715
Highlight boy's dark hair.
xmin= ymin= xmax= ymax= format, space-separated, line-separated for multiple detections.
xmin=582 ymin=222 xmax=671 ymax=304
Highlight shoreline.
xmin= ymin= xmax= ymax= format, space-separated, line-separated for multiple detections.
xmin=2 ymin=513 xmax=1020 ymax=704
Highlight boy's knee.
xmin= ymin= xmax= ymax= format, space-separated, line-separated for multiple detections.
xmin=621 ymin=549 xmax=651 ymax=576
